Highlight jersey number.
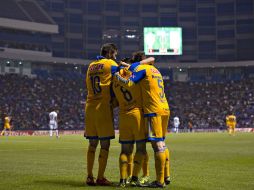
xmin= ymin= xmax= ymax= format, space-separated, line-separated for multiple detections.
xmin=120 ymin=87 xmax=132 ymax=102
xmin=157 ymin=79 xmax=164 ymax=98
xmin=90 ymin=76 xmax=101 ymax=94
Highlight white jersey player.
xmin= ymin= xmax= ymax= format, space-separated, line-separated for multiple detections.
xmin=173 ymin=116 xmax=180 ymax=133
xmin=49 ymin=111 xmax=59 ymax=138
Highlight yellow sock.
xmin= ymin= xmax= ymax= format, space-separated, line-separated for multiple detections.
xmin=132 ymin=152 xmax=145 ymax=177
xmin=154 ymin=151 xmax=166 ymax=184
xmin=87 ymin=145 xmax=96 ymax=177
xmin=119 ymin=153 xmax=128 ymax=179
xmin=97 ymin=148 xmax=109 ymax=179
xmin=164 ymin=147 xmax=170 ymax=178
xmin=142 ymin=152 xmax=149 ymax=177
xmin=127 ymin=153 xmax=133 ymax=177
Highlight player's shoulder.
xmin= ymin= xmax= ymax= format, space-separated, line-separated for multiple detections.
xmin=143 ymin=65 xmax=160 ymax=75
xmin=90 ymin=59 xmax=118 ymax=71
xmin=137 ymin=64 xmax=149 ymax=70
xmin=97 ymin=58 xmax=117 ymax=66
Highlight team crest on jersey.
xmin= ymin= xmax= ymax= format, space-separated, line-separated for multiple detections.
xmin=150 ymin=68 xmax=160 ymax=74
xmin=89 ymin=64 xmax=104 ymax=71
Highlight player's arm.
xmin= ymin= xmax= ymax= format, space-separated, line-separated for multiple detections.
xmin=225 ymin=116 xmax=228 ymax=125
xmin=110 ymin=84 xmax=119 ymax=108
xmin=129 ymin=57 xmax=155 ymax=71
xmin=111 ymin=96 xmax=119 ymax=108
xmin=110 ymin=60 xmax=122 ymax=75
xmin=119 ymin=57 xmax=155 ymax=71
xmin=114 ymin=70 xmax=146 ymax=88
xmin=140 ymin=57 xmax=155 ymax=65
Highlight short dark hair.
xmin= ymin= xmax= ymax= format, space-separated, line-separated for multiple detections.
xmin=100 ymin=43 xmax=118 ymax=58
xmin=132 ymin=51 xmax=146 ymax=62
xmin=121 ymin=57 xmax=132 ymax=64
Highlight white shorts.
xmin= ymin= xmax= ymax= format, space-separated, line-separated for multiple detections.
xmin=49 ymin=124 xmax=58 ymax=130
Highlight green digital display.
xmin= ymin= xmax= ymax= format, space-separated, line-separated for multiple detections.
xmin=144 ymin=27 xmax=182 ymax=55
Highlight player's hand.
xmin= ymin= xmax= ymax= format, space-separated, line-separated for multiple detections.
xmin=140 ymin=57 xmax=155 ymax=65
xmin=119 ymin=61 xmax=130 ymax=67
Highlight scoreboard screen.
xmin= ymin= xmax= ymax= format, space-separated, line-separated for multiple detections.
xmin=144 ymin=27 xmax=182 ymax=55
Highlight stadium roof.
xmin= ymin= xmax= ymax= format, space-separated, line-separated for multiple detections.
xmin=0 ymin=47 xmax=89 ymax=65
xmin=0 ymin=0 xmax=58 ymax=34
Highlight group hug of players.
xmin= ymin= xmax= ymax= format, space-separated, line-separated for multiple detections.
xmin=84 ymin=43 xmax=171 ymax=188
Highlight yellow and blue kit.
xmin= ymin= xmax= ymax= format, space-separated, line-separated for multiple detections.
xmin=4 ymin=117 xmax=11 ymax=129
xmin=115 ymin=62 xmax=170 ymax=142
xmin=112 ymin=67 xmax=147 ymax=144
xmin=85 ymin=56 xmax=119 ymax=140
xmin=226 ymin=115 xmax=236 ymax=128
xmin=226 ymin=115 xmax=236 ymax=135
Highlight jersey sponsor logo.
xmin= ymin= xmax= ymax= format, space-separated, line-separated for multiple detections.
xmin=150 ymin=68 xmax=160 ymax=74
xmin=152 ymin=75 xmax=161 ymax=79
xmin=89 ymin=64 xmax=104 ymax=72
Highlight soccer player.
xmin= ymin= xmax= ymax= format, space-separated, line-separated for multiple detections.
xmin=0 ymin=115 xmax=12 ymax=136
xmin=226 ymin=113 xmax=236 ymax=135
xmin=49 ymin=110 xmax=59 ymax=138
xmin=174 ymin=116 xmax=180 ymax=133
xmin=188 ymin=120 xmax=193 ymax=133
xmin=115 ymin=51 xmax=171 ymax=188
xmin=84 ymin=43 xmax=118 ymax=186
xmin=113 ymin=57 xmax=154 ymax=187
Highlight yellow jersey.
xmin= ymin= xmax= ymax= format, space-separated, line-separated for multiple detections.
xmin=86 ymin=56 xmax=118 ymax=104
xmin=4 ymin=117 xmax=10 ymax=125
xmin=136 ymin=65 xmax=169 ymax=116
xmin=4 ymin=116 xmax=11 ymax=129
xmin=226 ymin=115 xmax=236 ymax=127
xmin=112 ymin=68 xmax=142 ymax=114
xmin=115 ymin=63 xmax=169 ymax=116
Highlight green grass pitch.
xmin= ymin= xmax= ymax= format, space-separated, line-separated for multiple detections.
xmin=0 ymin=133 xmax=253 ymax=190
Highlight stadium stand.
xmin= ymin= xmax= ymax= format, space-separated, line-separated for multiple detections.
xmin=17 ymin=0 xmax=54 ymax=24
xmin=167 ymin=78 xmax=254 ymax=130
xmin=0 ymin=0 xmax=55 ymax=24
xmin=0 ymin=73 xmax=85 ymax=130
xmin=0 ymin=67 xmax=253 ymax=130
xmin=0 ymin=0 xmax=253 ymax=132
xmin=0 ymin=0 xmax=28 ymax=21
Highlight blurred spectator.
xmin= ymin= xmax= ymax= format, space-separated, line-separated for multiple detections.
xmin=188 ymin=121 xmax=193 ymax=132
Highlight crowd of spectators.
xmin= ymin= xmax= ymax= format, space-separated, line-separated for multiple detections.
xmin=0 ymin=72 xmax=253 ymax=130
xmin=166 ymin=78 xmax=254 ymax=129
xmin=0 ymin=74 xmax=85 ymax=130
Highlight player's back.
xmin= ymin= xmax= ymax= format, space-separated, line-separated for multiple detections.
xmin=86 ymin=58 xmax=118 ymax=104
xmin=49 ymin=112 xmax=57 ymax=123
xmin=174 ymin=117 xmax=179 ymax=125
xmin=113 ymin=69 xmax=142 ymax=114
xmin=227 ymin=115 xmax=236 ymax=126
xmin=4 ymin=117 xmax=10 ymax=125
xmin=136 ymin=64 xmax=169 ymax=115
